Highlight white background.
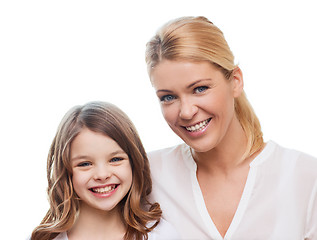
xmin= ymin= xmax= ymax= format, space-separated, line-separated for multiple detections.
xmin=0 ymin=0 xmax=316 ymax=239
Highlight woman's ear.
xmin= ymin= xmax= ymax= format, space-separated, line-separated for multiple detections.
xmin=232 ymin=67 xmax=244 ymax=98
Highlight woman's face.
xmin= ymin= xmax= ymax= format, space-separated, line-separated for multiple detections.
xmin=150 ymin=60 xmax=243 ymax=153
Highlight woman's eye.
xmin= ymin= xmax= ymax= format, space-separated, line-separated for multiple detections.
xmin=160 ymin=95 xmax=176 ymax=103
xmin=110 ymin=157 xmax=124 ymax=163
xmin=194 ymin=86 xmax=208 ymax=93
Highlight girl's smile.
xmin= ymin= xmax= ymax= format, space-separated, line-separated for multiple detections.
xmin=90 ymin=184 xmax=119 ymax=197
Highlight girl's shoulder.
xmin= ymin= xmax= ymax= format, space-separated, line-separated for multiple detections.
xmin=53 ymin=232 xmax=68 ymax=240
xmin=26 ymin=232 xmax=67 ymax=240
xmin=148 ymin=218 xmax=181 ymax=240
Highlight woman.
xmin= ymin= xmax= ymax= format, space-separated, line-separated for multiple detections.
xmin=145 ymin=16 xmax=317 ymax=240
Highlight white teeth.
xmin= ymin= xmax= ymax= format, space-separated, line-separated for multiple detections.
xmin=91 ymin=185 xmax=116 ymax=194
xmin=185 ymin=119 xmax=210 ymax=132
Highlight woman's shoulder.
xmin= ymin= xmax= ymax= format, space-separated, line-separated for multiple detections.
xmin=258 ymin=141 xmax=316 ymax=162
xmin=271 ymin=141 xmax=317 ymax=164
xmin=148 ymin=143 xmax=186 ymax=159
xmin=262 ymin=141 xmax=317 ymax=178
xmin=148 ymin=218 xmax=181 ymax=240
xmin=147 ymin=143 xmax=191 ymax=167
xmin=147 ymin=143 xmax=192 ymax=176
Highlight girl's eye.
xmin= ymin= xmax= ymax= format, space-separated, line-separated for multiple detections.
xmin=77 ymin=162 xmax=91 ymax=167
xmin=194 ymin=86 xmax=208 ymax=93
xmin=110 ymin=157 xmax=124 ymax=163
xmin=160 ymin=95 xmax=176 ymax=103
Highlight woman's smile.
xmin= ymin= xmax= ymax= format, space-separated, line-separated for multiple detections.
xmin=183 ymin=118 xmax=212 ymax=132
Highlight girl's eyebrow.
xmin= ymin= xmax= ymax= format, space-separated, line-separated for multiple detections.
xmin=71 ymin=155 xmax=89 ymax=161
xmin=156 ymin=78 xmax=212 ymax=94
xmin=109 ymin=150 xmax=127 ymax=156
xmin=71 ymin=150 xmax=127 ymax=161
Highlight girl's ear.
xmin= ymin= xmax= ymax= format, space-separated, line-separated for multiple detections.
xmin=232 ymin=67 xmax=244 ymax=98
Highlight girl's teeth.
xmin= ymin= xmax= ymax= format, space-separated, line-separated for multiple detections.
xmin=92 ymin=185 xmax=116 ymax=193
xmin=186 ymin=119 xmax=210 ymax=132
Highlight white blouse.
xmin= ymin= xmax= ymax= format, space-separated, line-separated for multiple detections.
xmin=148 ymin=141 xmax=317 ymax=240
xmin=52 ymin=218 xmax=179 ymax=240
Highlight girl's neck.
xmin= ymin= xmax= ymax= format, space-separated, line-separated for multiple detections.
xmin=67 ymin=202 xmax=126 ymax=240
xmin=192 ymin=116 xmax=251 ymax=175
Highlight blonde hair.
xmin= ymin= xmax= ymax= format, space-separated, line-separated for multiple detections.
xmin=31 ymin=101 xmax=161 ymax=240
xmin=145 ymin=16 xmax=264 ymax=160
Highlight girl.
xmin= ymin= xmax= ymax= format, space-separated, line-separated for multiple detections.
xmin=30 ymin=101 xmax=179 ymax=240
xmin=145 ymin=16 xmax=317 ymax=239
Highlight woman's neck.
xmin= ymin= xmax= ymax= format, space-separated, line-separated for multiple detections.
xmin=192 ymin=116 xmax=250 ymax=175
xmin=67 ymin=202 xmax=126 ymax=240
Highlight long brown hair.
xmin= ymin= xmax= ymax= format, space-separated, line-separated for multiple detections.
xmin=145 ymin=16 xmax=264 ymax=160
xmin=31 ymin=101 xmax=161 ymax=240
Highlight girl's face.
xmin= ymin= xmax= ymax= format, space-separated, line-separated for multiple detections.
xmin=150 ymin=60 xmax=243 ymax=153
xmin=70 ymin=128 xmax=132 ymax=213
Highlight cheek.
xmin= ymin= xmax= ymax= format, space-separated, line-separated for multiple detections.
xmin=161 ymin=106 xmax=177 ymax=124
xmin=125 ymin=167 xmax=133 ymax=187
xmin=117 ymin=163 xmax=133 ymax=184
xmin=211 ymin=90 xmax=235 ymax=113
xmin=216 ymin=95 xmax=236 ymax=124
xmin=72 ymin=172 xmax=86 ymax=193
xmin=222 ymin=92 xmax=236 ymax=113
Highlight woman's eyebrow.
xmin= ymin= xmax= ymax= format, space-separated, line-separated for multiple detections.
xmin=156 ymin=89 xmax=173 ymax=94
xmin=187 ymin=79 xmax=212 ymax=88
xmin=156 ymin=78 xmax=212 ymax=94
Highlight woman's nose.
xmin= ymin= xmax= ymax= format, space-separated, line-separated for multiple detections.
xmin=179 ymin=98 xmax=198 ymax=120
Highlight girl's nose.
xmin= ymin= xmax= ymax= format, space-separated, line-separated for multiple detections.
xmin=93 ymin=165 xmax=111 ymax=181
xmin=179 ymin=98 xmax=198 ymax=120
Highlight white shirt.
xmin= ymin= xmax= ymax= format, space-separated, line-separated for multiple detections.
xmin=148 ymin=141 xmax=317 ymax=240
xmin=52 ymin=218 xmax=180 ymax=240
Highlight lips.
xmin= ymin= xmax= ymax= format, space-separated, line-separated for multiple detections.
xmin=184 ymin=118 xmax=211 ymax=132
xmin=90 ymin=184 xmax=118 ymax=194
